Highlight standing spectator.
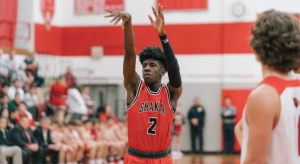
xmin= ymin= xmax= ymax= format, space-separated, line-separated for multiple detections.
xmin=0 ymin=49 xmax=10 ymax=86
xmin=24 ymin=86 xmax=39 ymax=121
xmin=65 ymin=66 xmax=76 ymax=87
xmin=8 ymin=93 xmax=21 ymax=112
xmin=4 ymin=50 xmax=17 ymax=70
xmin=81 ymin=86 xmax=95 ymax=117
xmin=34 ymin=117 xmax=59 ymax=164
xmin=11 ymin=116 xmax=44 ymax=164
xmin=49 ymin=75 xmax=68 ymax=123
xmin=171 ymin=105 xmax=185 ymax=159
xmin=7 ymin=80 xmax=25 ymax=101
xmin=97 ymin=105 xmax=118 ymax=124
xmin=11 ymin=63 xmax=33 ymax=89
xmin=0 ymin=94 xmax=9 ymax=109
xmin=0 ymin=117 xmax=23 ymax=164
xmin=67 ymin=86 xmax=88 ymax=121
xmin=221 ymin=97 xmax=237 ymax=154
xmin=188 ymin=97 xmax=205 ymax=153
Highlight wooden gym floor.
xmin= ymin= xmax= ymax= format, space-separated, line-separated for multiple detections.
xmin=172 ymin=154 xmax=241 ymax=164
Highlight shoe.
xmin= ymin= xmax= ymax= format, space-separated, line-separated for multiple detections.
xmin=176 ymin=151 xmax=183 ymax=159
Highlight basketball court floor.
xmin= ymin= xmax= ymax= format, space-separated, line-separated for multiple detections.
xmin=172 ymin=154 xmax=240 ymax=164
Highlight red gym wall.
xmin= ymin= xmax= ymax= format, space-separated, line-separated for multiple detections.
xmin=221 ymin=89 xmax=253 ymax=152
xmin=35 ymin=22 xmax=253 ymax=56
xmin=0 ymin=0 xmax=18 ymax=48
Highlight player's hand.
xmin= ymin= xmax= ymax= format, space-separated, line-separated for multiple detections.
xmin=148 ymin=3 xmax=166 ymax=36
xmin=104 ymin=9 xmax=131 ymax=29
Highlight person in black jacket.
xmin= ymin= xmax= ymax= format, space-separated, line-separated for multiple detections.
xmin=188 ymin=97 xmax=206 ymax=153
xmin=11 ymin=116 xmax=44 ymax=164
xmin=34 ymin=117 xmax=59 ymax=164
xmin=0 ymin=117 xmax=22 ymax=164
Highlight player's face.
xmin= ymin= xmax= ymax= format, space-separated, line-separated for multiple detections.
xmin=84 ymin=122 xmax=93 ymax=130
xmin=142 ymin=59 xmax=166 ymax=85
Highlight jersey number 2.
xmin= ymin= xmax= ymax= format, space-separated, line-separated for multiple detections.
xmin=147 ymin=117 xmax=157 ymax=135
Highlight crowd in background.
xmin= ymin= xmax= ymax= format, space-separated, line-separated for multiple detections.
xmin=0 ymin=49 xmax=236 ymax=164
xmin=0 ymin=49 xmax=129 ymax=164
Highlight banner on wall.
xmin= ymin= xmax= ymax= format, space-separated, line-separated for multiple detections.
xmin=157 ymin=0 xmax=207 ymax=10
xmin=75 ymin=0 xmax=124 ymax=14
xmin=41 ymin=0 xmax=55 ymax=31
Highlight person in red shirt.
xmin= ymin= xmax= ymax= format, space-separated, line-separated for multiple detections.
xmin=16 ymin=102 xmax=35 ymax=130
xmin=49 ymin=75 xmax=68 ymax=123
xmin=171 ymin=105 xmax=185 ymax=159
xmin=98 ymin=105 xmax=118 ymax=124
xmin=65 ymin=66 xmax=76 ymax=87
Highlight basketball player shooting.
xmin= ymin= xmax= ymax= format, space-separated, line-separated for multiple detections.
xmin=104 ymin=4 xmax=182 ymax=164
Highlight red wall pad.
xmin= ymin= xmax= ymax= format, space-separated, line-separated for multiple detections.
xmin=221 ymin=89 xmax=252 ymax=152
xmin=157 ymin=0 xmax=207 ymax=10
xmin=0 ymin=0 xmax=18 ymax=48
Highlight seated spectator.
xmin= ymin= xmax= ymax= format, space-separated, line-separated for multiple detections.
xmin=24 ymin=86 xmax=39 ymax=121
xmin=103 ymin=117 xmax=126 ymax=164
xmin=77 ymin=119 xmax=99 ymax=164
xmin=7 ymin=80 xmax=25 ymax=101
xmin=50 ymin=121 xmax=74 ymax=164
xmin=64 ymin=120 xmax=84 ymax=164
xmin=81 ymin=86 xmax=95 ymax=117
xmin=49 ymin=75 xmax=68 ymax=124
xmin=0 ymin=117 xmax=22 ymax=164
xmin=11 ymin=63 xmax=33 ymax=89
xmin=65 ymin=66 xmax=76 ymax=87
xmin=67 ymin=85 xmax=88 ymax=121
xmin=0 ymin=72 xmax=10 ymax=87
xmin=97 ymin=105 xmax=118 ymax=124
xmin=0 ymin=94 xmax=9 ymax=109
xmin=34 ymin=117 xmax=59 ymax=164
xmin=0 ymin=85 xmax=9 ymax=98
xmin=8 ymin=93 xmax=21 ymax=112
xmin=4 ymin=49 xmax=17 ymax=70
xmin=11 ymin=116 xmax=44 ymax=164
xmin=24 ymin=52 xmax=44 ymax=88
xmin=16 ymin=102 xmax=35 ymax=130
xmin=0 ymin=108 xmax=9 ymax=119
xmin=8 ymin=107 xmax=19 ymax=129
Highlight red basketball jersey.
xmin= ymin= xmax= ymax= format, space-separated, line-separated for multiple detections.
xmin=127 ymin=80 xmax=175 ymax=152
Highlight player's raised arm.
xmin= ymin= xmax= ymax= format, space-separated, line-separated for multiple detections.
xmin=148 ymin=4 xmax=182 ymax=107
xmin=104 ymin=9 xmax=140 ymax=101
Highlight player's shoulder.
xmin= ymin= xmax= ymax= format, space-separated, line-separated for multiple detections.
xmin=247 ymin=84 xmax=280 ymax=114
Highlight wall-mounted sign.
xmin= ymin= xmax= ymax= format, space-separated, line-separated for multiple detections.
xmin=157 ymin=0 xmax=207 ymax=10
xmin=75 ymin=0 xmax=124 ymax=14
xmin=41 ymin=0 xmax=55 ymax=31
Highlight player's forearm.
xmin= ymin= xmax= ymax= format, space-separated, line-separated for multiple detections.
xmin=124 ymin=19 xmax=135 ymax=55
xmin=159 ymin=34 xmax=182 ymax=88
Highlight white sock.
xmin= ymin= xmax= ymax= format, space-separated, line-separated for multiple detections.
xmin=109 ymin=157 xmax=114 ymax=161
xmin=66 ymin=163 xmax=72 ymax=164
xmin=96 ymin=159 xmax=103 ymax=164
xmin=89 ymin=160 xmax=96 ymax=164
xmin=116 ymin=156 xmax=120 ymax=160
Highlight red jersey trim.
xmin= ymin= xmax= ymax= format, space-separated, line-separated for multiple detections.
xmin=165 ymin=85 xmax=176 ymax=115
xmin=259 ymin=76 xmax=300 ymax=95
xmin=127 ymin=80 xmax=142 ymax=110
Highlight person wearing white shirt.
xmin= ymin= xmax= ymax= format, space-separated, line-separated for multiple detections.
xmin=24 ymin=86 xmax=39 ymax=121
xmin=67 ymin=86 xmax=88 ymax=120
xmin=7 ymin=80 xmax=24 ymax=101
xmin=4 ymin=50 xmax=17 ymax=70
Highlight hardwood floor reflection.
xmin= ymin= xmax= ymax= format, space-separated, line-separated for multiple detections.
xmin=172 ymin=154 xmax=240 ymax=164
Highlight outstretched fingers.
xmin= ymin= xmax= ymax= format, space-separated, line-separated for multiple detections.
xmin=110 ymin=14 xmax=119 ymax=23
xmin=152 ymin=6 xmax=158 ymax=18
xmin=114 ymin=16 xmax=123 ymax=25
xmin=160 ymin=5 xmax=164 ymax=20
xmin=148 ymin=15 xmax=154 ymax=23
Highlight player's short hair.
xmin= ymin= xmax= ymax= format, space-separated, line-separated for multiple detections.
xmin=251 ymin=10 xmax=300 ymax=73
xmin=68 ymin=120 xmax=78 ymax=126
xmin=139 ymin=46 xmax=167 ymax=71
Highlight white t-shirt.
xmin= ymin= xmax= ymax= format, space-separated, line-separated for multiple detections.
xmin=7 ymin=86 xmax=24 ymax=101
xmin=24 ymin=93 xmax=38 ymax=107
xmin=67 ymin=88 xmax=87 ymax=115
